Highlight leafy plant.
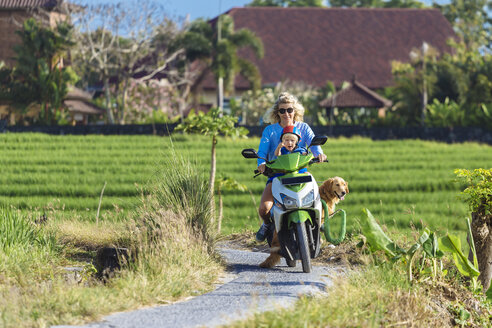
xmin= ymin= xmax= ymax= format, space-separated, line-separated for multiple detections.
xmin=425 ymin=97 xmax=464 ymax=127
xmin=175 ymin=107 xmax=248 ymax=222
xmin=421 ymin=231 xmax=444 ymax=280
xmin=406 ymin=228 xmax=429 ymax=282
xmin=3 ymin=18 xmax=78 ymax=125
xmin=455 ymin=168 xmax=492 ymax=216
xmin=449 ymin=304 xmax=471 ymax=328
xmin=360 ymin=208 xmax=405 ymax=259
xmin=438 ymin=232 xmax=480 ymax=290
xmin=360 ymin=208 xmax=446 ymax=282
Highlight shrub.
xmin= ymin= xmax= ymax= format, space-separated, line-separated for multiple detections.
xmin=455 ymin=168 xmax=492 ymax=216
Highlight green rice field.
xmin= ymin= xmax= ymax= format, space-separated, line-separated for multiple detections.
xmin=1 ymin=133 xmax=491 ymax=235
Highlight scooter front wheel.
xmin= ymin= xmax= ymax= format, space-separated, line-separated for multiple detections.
xmin=296 ymin=222 xmax=312 ymax=273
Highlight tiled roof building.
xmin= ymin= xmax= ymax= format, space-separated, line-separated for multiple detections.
xmin=0 ymin=0 xmax=65 ymax=66
xmin=201 ymin=7 xmax=456 ymax=91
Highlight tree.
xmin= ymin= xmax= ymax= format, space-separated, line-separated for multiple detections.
xmin=389 ymin=44 xmax=440 ymax=126
xmin=71 ymin=2 xmax=185 ymax=124
xmin=0 ymin=18 xmax=77 ymax=125
xmin=455 ymin=168 xmax=492 ymax=293
xmin=434 ymin=0 xmax=492 ymax=52
xmin=175 ymin=107 xmax=248 ymax=223
xmin=173 ymin=15 xmax=264 ymax=105
xmin=215 ymin=176 xmax=248 ymax=233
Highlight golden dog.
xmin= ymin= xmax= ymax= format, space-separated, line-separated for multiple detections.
xmin=259 ymin=176 xmax=349 ymax=269
xmin=319 ymin=176 xmax=349 ymax=219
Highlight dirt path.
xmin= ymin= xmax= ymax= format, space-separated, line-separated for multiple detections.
xmin=54 ymin=243 xmax=343 ymax=328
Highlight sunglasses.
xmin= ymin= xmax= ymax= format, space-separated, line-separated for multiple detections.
xmin=278 ymin=107 xmax=294 ymax=114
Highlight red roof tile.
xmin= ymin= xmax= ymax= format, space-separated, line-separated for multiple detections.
xmin=202 ymin=7 xmax=455 ymax=90
xmin=0 ymin=0 xmax=59 ymax=9
xmin=320 ymin=79 xmax=392 ymax=108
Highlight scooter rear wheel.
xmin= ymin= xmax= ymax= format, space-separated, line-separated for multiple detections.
xmin=296 ymin=222 xmax=312 ymax=273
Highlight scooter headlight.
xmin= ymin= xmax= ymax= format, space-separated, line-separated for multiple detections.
xmin=280 ymin=193 xmax=298 ymax=209
xmin=302 ymin=190 xmax=314 ymax=207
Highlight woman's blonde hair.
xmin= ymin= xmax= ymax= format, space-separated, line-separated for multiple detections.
xmin=263 ymin=92 xmax=305 ymax=124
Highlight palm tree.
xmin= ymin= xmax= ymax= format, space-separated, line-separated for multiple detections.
xmin=173 ymin=15 xmax=264 ymax=105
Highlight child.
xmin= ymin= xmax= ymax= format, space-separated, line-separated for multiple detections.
xmin=274 ymin=125 xmax=307 ymax=156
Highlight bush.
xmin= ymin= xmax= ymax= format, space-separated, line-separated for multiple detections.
xmin=455 ymin=168 xmax=492 ymax=216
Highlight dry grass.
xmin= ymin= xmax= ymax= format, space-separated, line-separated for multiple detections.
xmin=224 ymin=234 xmax=492 ymax=328
xmin=54 ymin=219 xmax=129 ymax=250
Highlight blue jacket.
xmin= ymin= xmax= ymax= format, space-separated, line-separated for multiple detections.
xmin=257 ymin=122 xmax=323 ymax=167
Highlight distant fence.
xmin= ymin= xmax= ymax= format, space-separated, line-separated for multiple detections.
xmin=1 ymin=121 xmax=491 ymax=145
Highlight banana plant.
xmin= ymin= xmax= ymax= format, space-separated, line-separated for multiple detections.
xmin=360 ymin=208 xmax=405 ymax=260
xmin=422 ymin=231 xmax=444 ymax=280
xmin=438 ymin=221 xmax=480 ymax=291
xmin=361 ymin=209 xmax=444 ymax=282
xmin=406 ymin=228 xmax=430 ymax=282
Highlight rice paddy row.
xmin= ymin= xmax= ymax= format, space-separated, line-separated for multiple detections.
xmin=1 ymin=133 xmax=490 ymax=235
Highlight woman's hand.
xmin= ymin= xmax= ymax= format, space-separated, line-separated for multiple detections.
xmin=257 ymin=163 xmax=266 ymax=173
xmin=317 ymin=153 xmax=327 ymax=162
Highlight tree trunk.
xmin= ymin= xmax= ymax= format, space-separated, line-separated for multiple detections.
xmin=43 ymin=103 xmax=50 ymax=125
xmin=104 ymin=77 xmax=115 ymax=124
xmin=179 ymin=83 xmax=191 ymax=123
xmin=120 ymin=79 xmax=129 ymax=124
xmin=471 ymin=211 xmax=492 ymax=292
xmin=209 ymin=135 xmax=217 ymax=224
xmin=217 ymin=188 xmax=223 ymax=234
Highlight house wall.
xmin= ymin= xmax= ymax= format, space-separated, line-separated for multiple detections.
xmin=0 ymin=10 xmax=66 ymax=67
xmin=201 ymin=89 xmax=246 ymax=107
xmin=0 ymin=10 xmax=30 ymax=66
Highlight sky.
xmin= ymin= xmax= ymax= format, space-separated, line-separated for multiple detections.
xmin=74 ymin=0 xmax=451 ymax=22
xmin=164 ymin=0 xmax=450 ymax=21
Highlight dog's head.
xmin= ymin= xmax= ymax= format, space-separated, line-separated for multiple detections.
xmin=319 ymin=177 xmax=349 ymax=203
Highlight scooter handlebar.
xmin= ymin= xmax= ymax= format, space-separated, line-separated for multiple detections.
xmin=309 ymin=158 xmax=329 ymax=164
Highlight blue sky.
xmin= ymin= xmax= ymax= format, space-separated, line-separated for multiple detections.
xmin=74 ymin=0 xmax=451 ymax=22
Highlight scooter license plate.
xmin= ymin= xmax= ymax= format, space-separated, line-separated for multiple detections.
xmin=281 ymin=175 xmax=312 ymax=185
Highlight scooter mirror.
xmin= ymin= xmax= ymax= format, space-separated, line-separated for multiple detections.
xmin=309 ymin=136 xmax=328 ymax=147
xmin=241 ymin=149 xmax=259 ymax=159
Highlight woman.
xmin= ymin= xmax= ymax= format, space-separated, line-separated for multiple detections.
xmin=255 ymin=92 xmax=327 ymax=241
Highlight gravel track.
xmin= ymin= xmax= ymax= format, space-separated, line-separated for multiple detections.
xmin=54 ymin=244 xmax=340 ymax=328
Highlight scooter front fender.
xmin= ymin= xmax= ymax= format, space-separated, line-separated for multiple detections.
xmin=287 ymin=210 xmax=312 ymax=230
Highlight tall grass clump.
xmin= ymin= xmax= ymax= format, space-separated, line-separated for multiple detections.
xmin=114 ymin=152 xmax=223 ymax=302
xmin=148 ymin=149 xmax=217 ymax=248
xmin=0 ymin=207 xmax=58 ymax=278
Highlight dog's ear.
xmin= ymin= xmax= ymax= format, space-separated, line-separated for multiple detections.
xmin=318 ymin=181 xmax=326 ymax=196
xmin=326 ymin=178 xmax=335 ymax=193
xmin=345 ymin=181 xmax=349 ymax=194
xmin=319 ymin=180 xmax=330 ymax=199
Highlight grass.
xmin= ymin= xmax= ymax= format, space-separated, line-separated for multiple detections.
xmin=1 ymin=133 xmax=490 ymax=237
xmin=0 ymin=151 xmax=223 ymax=327
xmin=226 ymin=237 xmax=492 ymax=328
